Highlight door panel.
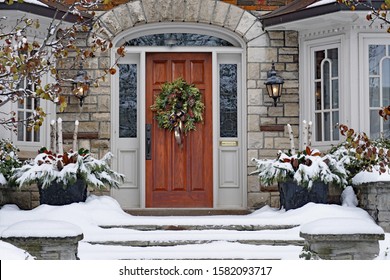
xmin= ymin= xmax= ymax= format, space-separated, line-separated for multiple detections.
xmin=146 ymin=52 xmax=213 ymax=208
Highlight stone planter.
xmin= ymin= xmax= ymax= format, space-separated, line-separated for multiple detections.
xmin=353 ymin=181 xmax=390 ymax=232
xmin=279 ymin=180 xmax=328 ymax=210
xmin=38 ymin=178 xmax=87 ymax=206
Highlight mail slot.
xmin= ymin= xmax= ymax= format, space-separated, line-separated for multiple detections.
xmin=220 ymin=141 xmax=238 ymax=147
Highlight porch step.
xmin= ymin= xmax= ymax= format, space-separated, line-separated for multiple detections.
xmin=124 ymin=209 xmax=252 ymax=216
xmin=84 ymin=227 xmax=304 ymax=248
xmin=100 ymin=224 xmax=298 ymax=231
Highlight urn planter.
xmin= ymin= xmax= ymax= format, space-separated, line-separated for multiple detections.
xmin=279 ymin=180 xmax=328 ymax=210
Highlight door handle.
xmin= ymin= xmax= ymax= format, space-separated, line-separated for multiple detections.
xmin=146 ymin=124 xmax=152 ymax=160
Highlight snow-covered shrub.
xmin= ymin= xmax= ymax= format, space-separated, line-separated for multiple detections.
xmin=0 ymin=139 xmax=21 ymax=186
xmin=329 ymin=124 xmax=390 ymax=184
xmin=251 ymin=146 xmax=348 ymax=189
xmin=11 ymin=147 xmax=124 ymax=190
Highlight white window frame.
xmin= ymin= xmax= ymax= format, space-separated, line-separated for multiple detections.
xmin=360 ymin=34 xmax=390 ymax=139
xmin=300 ymin=36 xmax=344 ymax=150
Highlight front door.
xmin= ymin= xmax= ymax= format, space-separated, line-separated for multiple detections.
xmin=145 ymin=52 xmax=213 ymax=208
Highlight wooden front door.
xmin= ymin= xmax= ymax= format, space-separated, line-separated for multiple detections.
xmin=146 ymin=53 xmax=213 ymax=208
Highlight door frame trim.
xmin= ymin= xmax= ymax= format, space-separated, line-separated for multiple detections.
xmin=111 ymin=26 xmax=247 ymax=209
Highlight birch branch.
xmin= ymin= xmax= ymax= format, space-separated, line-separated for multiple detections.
xmin=287 ymin=124 xmax=296 ymax=155
xmin=73 ymin=120 xmax=79 ymax=152
xmin=50 ymin=120 xmax=56 ymax=153
xmin=307 ymin=121 xmax=313 ymax=147
xmin=57 ymin=118 xmax=63 ymax=155
xmin=302 ymin=120 xmax=308 ymax=148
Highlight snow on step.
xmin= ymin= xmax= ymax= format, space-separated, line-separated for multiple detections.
xmin=78 ymin=241 xmax=303 ymax=260
xmin=83 ymin=227 xmax=304 ymax=247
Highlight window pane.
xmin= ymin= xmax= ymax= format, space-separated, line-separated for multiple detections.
xmin=324 ymin=112 xmax=330 ymax=141
xmin=26 ymin=112 xmax=32 ymax=142
xmin=17 ymin=112 xmax=24 ymax=141
xmin=315 ymin=113 xmax=322 ymax=141
xmin=119 ymin=64 xmax=137 ymax=138
xmin=34 ymin=129 xmax=40 ymax=142
xmin=370 ymin=77 xmax=380 ymax=107
xmin=332 ymin=79 xmax=339 ymax=109
xmin=323 ymin=61 xmax=330 ymax=109
xmin=26 ymin=97 xmax=32 ymax=110
xmin=220 ymin=64 xmax=238 ymax=138
xmin=327 ymin=48 xmax=338 ymax=77
xmin=315 ymin=82 xmax=321 ymax=110
xmin=369 ymin=45 xmax=385 ymax=75
xmin=370 ymin=109 xmax=381 ymax=139
xmin=126 ymin=33 xmax=234 ymax=47
xmin=315 ymin=50 xmax=325 ymax=79
xmin=382 ymin=58 xmax=390 ymax=106
xmin=332 ymin=111 xmax=339 ymax=141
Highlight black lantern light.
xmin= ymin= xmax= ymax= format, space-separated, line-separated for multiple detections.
xmin=265 ymin=62 xmax=284 ymax=107
xmin=72 ymin=63 xmax=90 ymax=107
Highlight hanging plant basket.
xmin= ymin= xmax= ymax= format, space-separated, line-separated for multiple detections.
xmin=150 ymin=78 xmax=205 ymax=146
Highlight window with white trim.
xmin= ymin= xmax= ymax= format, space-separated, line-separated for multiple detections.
xmin=368 ymin=44 xmax=390 ymax=139
xmin=312 ymin=45 xmax=340 ymax=143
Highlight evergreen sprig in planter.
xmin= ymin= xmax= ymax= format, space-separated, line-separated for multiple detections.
xmin=251 ymin=123 xmax=347 ymax=210
xmin=11 ymin=147 xmax=125 ymax=206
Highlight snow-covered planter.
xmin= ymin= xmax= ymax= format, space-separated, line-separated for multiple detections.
xmin=251 ymin=147 xmax=348 ymax=210
xmin=0 ymin=139 xmax=21 ymax=186
xmin=10 ymin=147 xmax=124 ymax=205
xmin=251 ymin=147 xmax=348 ymax=189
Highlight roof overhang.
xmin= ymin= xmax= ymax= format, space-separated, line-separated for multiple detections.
xmin=260 ymin=1 xmax=382 ymax=31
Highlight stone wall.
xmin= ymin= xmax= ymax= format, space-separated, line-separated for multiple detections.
xmin=354 ymin=182 xmax=390 ymax=232
xmin=247 ymin=30 xmax=299 ymax=209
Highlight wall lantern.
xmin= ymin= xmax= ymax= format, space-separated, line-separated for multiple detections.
xmin=265 ymin=62 xmax=284 ymax=107
xmin=72 ymin=63 xmax=90 ymax=107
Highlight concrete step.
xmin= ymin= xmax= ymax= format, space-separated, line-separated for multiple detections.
xmin=85 ymin=227 xmax=304 ymax=247
xmin=99 ymin=224 xmax=298 ymax=231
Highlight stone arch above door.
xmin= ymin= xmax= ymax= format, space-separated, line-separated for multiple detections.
xmin=92 ymin=0 xmax=263 ymax=43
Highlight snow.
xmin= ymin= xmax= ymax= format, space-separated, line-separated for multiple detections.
xmin=307 ymin=0 xmax=336 ymax=8
xmin=341 ymin=186 xmax=358 ymax=207
xmin=1 ymin=220 xmax=83 ymax=238
xmin=352 ymin=169 xmax=390 ymax=184
xmin=0 ymin=173 xmax=6 ymax=185
xmin=300 ymin=218 xmax=384 ymax=235
xmin=0 ymin=241 xmax=34 ymax=260
xmin=0 ymin=194 xmax=389 ymax=260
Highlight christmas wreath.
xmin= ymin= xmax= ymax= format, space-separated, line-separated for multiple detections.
xmin=150 ymin=78 xmax=205 ymax=146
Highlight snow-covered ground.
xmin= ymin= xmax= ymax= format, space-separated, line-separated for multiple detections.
xmin=0 ymin=191 xmax=389 ymax=260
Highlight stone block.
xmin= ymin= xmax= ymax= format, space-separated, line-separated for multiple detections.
xmin=267 ymin=31 xmax=284 ymax=40
xmin=91 ymin=112 xmax=110 ymax=121
xmin=79 ymin=139 xmax=91 ymax=150
xmin=247 ymin=192 xmax=271 ymax=209
xmin=277 ymin=117 xmax=299 ymax=125
xmin=100 ymin=11 xmax=122 ymax=35
xmin=235 ymin=12 xmax=256 ymax=36
xmin=247 ymin=80 xmax=257 ymax=88
xmin=247 ymin=149 xmax=259 ymax=166
xmin=78 ymin=122 xmax=99 ymax=133
xmin=244 ymin=21 xmax=264 ymax=42
xmin=113 ymin=5 xmax=133 ymax=30
xmin=127 ymin=1 xmax=147 ymax=25
xmin=267 ymin=106 xmax=283 ymax=117
xmin=248 ymin=115 xmax=259 ymax=131
xmin=264 ymin=137 xmax=274 ymax=149
xmin=172 ymin=0 xmax=186 ymax=21
xmin=286 ymin=63 xmax=298 ymax=71
xmin=270 ymin=39 xmax=284 ymax=47
xmin=212 ymin=0 xmax=230 ymax=26
xmin=248 ymin=33 xmax=269 ymax=47
xmin=260 ymin=117 xmax=277 ymax=125
xmin=284 ymin=103 xmax=299 ymax=117
xmin=91 ymin=140 xmax=110 ymax=150
xmin=184 ymin=0 xmax=201 ymax=22
xmin=98 ymin=95 xmax=111 ymax=112
xmin=248 ymin=88 xmax=262 ymax=105
xmin=378 ymin=211 xmax=390 ymax=222
xmin=247 ymin=63 xmax=260 ymax=80
xmin=100 ymin=122 xmax=111 ymax=140
xmin=285 ymin=31 xmax=298 ymax=46
xmin=248 ymin=132 xmax=263 ymax=149
xmin=198 ymin=0 xmax=216 ymax=23
xmin=247 ymin=106 xmax=267 ymax=115
xmin=143 ymin=0 xmax=160 ymax=23
xmin=224 ymin=4 xmax=244 ymax=31
xmin=156 ymin=0 xmax=173 ymax=21
xmin=247 ymin=175 xmax=260 ymax=192
xmin=248 ymin=47 xmax=277 ymax=63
